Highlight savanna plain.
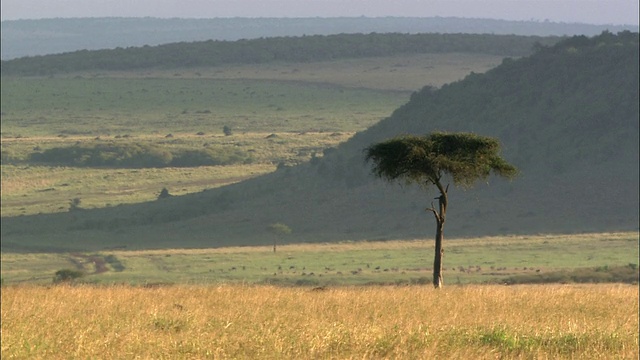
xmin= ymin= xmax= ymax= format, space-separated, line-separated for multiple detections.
xmin=2 ymin=283 xmax=638 ymax=359
xmin=1 ymin=52 xmax=639 ymax=359
xmin=2 ymin=233 xmax=638 ymax=358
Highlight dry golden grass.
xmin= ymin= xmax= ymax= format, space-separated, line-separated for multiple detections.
xmin=2 ymin=284 xmax=637 ymax=359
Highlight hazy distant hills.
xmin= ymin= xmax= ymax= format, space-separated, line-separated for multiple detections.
xmin=0 ymin=32 xmax=560 ymax=76
xmin=2 ymin=31 xmax=637 ymax=252
xmin=1 ymin=17 xmax=636 ymax=60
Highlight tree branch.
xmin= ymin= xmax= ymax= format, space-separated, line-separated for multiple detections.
xmin=434 ymin=180 xmax=447 ymax=197
xmin=426 ymin=202 xmax=440 ymax=222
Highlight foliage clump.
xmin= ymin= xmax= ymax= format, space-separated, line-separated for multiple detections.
xmin=103 ymin=255 xmax=125 ymax=272
xmin=69 ymin=198 xmax=82 ymax=211
xmin=53 ymin=269 xmax=85 ymax=283
xmin=267 ymin=223 xmax=292 ymax=253
xmin=29 ymin=143 xmax=251 ymax=168
xmin=366 ymin=132 xmax=518 ymax=187
xmin=157 ymin=187 xmax=171 ymax=199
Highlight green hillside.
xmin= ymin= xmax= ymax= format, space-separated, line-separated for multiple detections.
xmin=1 ymin=31 xmax=638 ymax=252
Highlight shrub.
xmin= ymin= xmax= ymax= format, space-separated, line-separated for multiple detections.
xmin=53 ymin=269 xmax=85 ymax=283
xmin=103 ymin=255 xmax=125 ymax=272
xmin=69 ymin=198 xmax=82 ymax=211
xmin=28 ymin=143 xmax=251 ymax=168
xmin=158 ymin=187 xmax=171 ymax=199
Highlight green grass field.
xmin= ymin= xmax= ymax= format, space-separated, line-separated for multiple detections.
xmin=0 ymin=77 xmax=402 ymax=137
xmin=2 ymin=232 xmax=637 ymax=286
xmin=1 ymin=54 xmax=502 ymax=137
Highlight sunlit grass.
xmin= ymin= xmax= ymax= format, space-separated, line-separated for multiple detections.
xmin=1 ymin=284 xmax=637 ymax=359
xmin=1 ymin=131 xmax=353 ymax=216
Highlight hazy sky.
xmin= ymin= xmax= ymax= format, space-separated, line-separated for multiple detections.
xmin=1 ymin=0 xmax=638 ymax=25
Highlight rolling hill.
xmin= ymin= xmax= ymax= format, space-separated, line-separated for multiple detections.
xmin=1 ymin=31 xmax=638 ymax=252
xmin=1 ymin=32 xmax=557 ymax=76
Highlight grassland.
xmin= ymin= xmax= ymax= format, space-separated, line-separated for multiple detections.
xmin=1 ymin=53 xmax=503 ymax=217
xmin=0 ymin=77 xmax=400 ymax=137
xmin=0 ymin=54 xmax=502 ymax=137
xmin=2 ymin=232 xmax=637 ymax=286
xmin=0 ymin=131 xmax=352 ymax=216
xmin=2 ymin=284 xmax=637 ymax=359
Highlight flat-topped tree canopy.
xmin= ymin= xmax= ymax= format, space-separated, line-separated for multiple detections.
xmin=365 ymin=132 xmax=518 ymax=188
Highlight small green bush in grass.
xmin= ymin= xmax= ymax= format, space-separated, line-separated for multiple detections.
xmin=104 ymin=255 xmax=126 ymax=272
xmin=53 ymin=269 xmax=85 ymax=283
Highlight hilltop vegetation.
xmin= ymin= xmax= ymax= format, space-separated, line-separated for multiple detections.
xmin=1 ymin=32 xmax=559 ymax=76
xmin=1 ymin=32 xmax=638 ymax=252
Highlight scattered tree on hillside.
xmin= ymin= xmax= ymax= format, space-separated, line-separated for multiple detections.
xmin=158 ymin=187 xmax=171 ymax=199
xmin=267 ymin=223 xmax=292 ymax=253
xmin=365 ymin=132 xmax=517 ymax=288
xmin=69 ymin=198 xmax=82 ymax=211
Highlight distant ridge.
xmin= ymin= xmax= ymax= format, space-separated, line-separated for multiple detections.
xmin=0 ymin=32 xmax=559 ymax=76
xmin=1 ymin=17 xmax=636 ymax=60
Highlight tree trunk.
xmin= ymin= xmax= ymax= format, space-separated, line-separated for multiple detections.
xmin=432 ymin=188 xmax=447 ymax=288
xmin=433 ymin=219 xmax=444 ymax=288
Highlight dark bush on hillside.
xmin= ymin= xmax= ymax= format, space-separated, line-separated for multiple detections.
xmin=157 ymin=187 xmax=171 ymax=199
xmin=171 ymin=148 xmax=249 ymax=167
xmin=103 ymin=255 xmax=125 ymax=272
xmin=53 ymin=269 xmax=85 ymax=283
xmin=29 ymin=143 xmax=251 ymax=168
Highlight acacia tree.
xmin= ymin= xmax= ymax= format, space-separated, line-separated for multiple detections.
xmin=365 ymin=132 xmax=517 ymax=288
xmin=267 ymin=223 xmax=292 ymax=253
